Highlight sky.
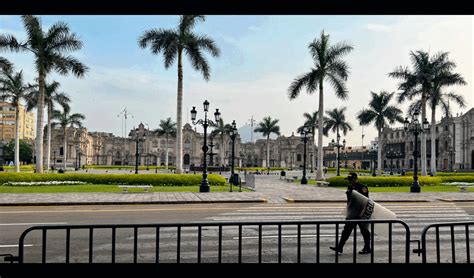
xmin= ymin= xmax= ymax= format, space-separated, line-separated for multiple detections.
xmin=0 ymin=15 xmax=473 ymax=146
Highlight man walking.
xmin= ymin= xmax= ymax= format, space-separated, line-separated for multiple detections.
xmin=330 ymin=172 xmax=371 ymax=254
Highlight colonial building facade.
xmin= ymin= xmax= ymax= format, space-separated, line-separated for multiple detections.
xmin=381 ymin=108 xmax=474 ymax=171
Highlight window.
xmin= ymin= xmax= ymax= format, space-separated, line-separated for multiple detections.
xmin=297 ymin=154 xmax=301 ymax=162
xmin=60 ymin=147 xmax=64 ymax=156
xmin=152 ymin=140 xmax=158 ymax=148
xmin=184 ymin=140 xmax=191 ymax=150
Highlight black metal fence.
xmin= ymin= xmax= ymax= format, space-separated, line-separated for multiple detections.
xmin=4 ymin=219 xmax=411 ymax=264
xmin=420 ymin=221 xmax=474 ymax=264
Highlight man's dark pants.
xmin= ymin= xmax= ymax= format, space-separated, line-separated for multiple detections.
xmin=338 ymin=221 xmax=371 ymax=250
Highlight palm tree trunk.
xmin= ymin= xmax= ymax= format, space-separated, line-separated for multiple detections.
xmin=311 ymin=129 xmax=316 ymax=173
xmin=377 ymin=128 xmax=382 ymax=175
xmin=63 ymin=127 xmax=67 ymax=169
xmin=266 ymin=135 xmax=270 ymax=174
xmin=175 ymin=49 xmax=183 ymax=174
xmin=35 ymin=72 xmax=45 ymax=173
xmin=316 ymin=80 xmax=324 ymax=180
xmin=421 ymin=95 xmax=427 ymax=176
xmin=430 ymin=106 xmax=437 ymax=175
xmin=46 ymin=105 xmax=52 ymax=171
xmin=165 ymin=134 xmax=169 ymax=170
xmin=14 ymin=104 xmax=20 ymax=172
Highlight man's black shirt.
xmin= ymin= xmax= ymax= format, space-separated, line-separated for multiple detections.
xmin=346 ymin=182 xmax=369 ymax=198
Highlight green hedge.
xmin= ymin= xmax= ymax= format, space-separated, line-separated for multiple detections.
xmin=0 ymin=173 xmax=226 ymax=186
xmin=84 ymin=165 xmax=176 ymax=170
xmin=327 ymin=175 xmax=474 ymax=187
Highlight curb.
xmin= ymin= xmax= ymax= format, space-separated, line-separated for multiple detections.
xmin=283 ymin=198 xmax=430 ymax=203
xmin=0 ymin=198 xmax=268 ymax=206
xmin=437 ymin=199 xmax=474 ymax=202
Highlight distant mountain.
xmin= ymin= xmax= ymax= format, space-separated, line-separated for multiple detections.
xmin=237 ymin=125 xmax=278 ymax=143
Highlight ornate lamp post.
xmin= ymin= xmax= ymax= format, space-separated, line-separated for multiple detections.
xmin=404 ymin=110 xmax=429 ymax=193
xmin=229 ymin=120 xmax=238 ymax=192
xmin=208 ymin=135 xmax=216 ymax=166
xmin=134 ymin=128 xmax=147 ymax=174
xmin=331 ymin=135 xmax=346 ymax=176
xmin=191 ymin=100 xmax=221 ymax=193
xmin=300 ymin=126 xmax=311 ymax=184
xmin=368 ymin=145 xmax=378 ymax=176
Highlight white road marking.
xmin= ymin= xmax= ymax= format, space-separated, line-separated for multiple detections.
xmin=0 ymin=222 xmax=68 ymax=226
xmin=0 ymin=244 xmax=34 ymax=248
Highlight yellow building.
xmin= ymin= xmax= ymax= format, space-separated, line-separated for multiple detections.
xmin=0 ymin=102 xmax=35 ymax=142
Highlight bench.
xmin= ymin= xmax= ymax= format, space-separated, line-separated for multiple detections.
xmin=285 ymin=176 xmax=299 ymax=183
xmin=458 ymin=185 xmax=474 ymax=193
xmin=315 ymin=181 xmax=330 ymax=187
xmin=118 ymin=185 xmax=153 ymax=193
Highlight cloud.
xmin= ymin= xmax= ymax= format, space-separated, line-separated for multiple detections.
xmin=365 ymin=23 xmax=391 ymax=32
xmin=248 ymin=25 xmax=262 ymax=32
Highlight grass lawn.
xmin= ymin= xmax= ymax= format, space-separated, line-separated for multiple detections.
xmin=0 ymin=184 xmax=250 ymax=193
xmin=295 ymin=179 xmax=474 ymax=192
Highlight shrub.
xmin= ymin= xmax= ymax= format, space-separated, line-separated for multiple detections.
xmin=327 ymin=176 xmax=443 ymax=187
xmin=0 ymin=173 xmax=226 ymax=186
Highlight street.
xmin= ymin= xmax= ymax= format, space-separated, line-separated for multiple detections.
xmin=1 ymin=202 xmax=473 ymax=263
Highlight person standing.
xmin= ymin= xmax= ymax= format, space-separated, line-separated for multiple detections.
xmin=330 ymin=172 xmax=371 ymax=254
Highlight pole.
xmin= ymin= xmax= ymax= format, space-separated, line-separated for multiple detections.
xmin=230 ymin=134 xmax=235 ymax=192
xmin=411 ymin=131 xmax=420 ymax=192
xmin=135 ymin=134 xmax=139 ymax=174
xmin=200 ymin=112 xmax=210 ymax=192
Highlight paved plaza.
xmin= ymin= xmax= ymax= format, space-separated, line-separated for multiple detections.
xmin=1 ymin=173 xmax=473 ymax=206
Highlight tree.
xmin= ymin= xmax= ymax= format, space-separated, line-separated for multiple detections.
xmin=254 ymin=116 xmax=280 ymax=174
xmin=153 ymin=117 xmax=177 ymax=170
xmin=288 ymin=30 xmax=353 ymax=180
xmin=211 ymin=118 xmax=233 ymax=166
xmin=323 ymin=107 xmax=353 ymax=172
xmin=297 ymin=111 xmax=318 ymax=173
xmin=388 ymin=50 xmax=457 ymax=176
xmin=138 ymin=15 xmax=220 ymax=174
xmin=51 ymin=104 xmax=85 ymax=169
xmin=2 ymin=139 xmax=33 ymax=164
xmin=0 ymin=66 xmax=35 ymax=172
xmin=25 ymin=81 xmax=71 ymax=171
xmin=357 ymin=91 xmax=403 ymax=175
xmin=0 ymin=15 xmax=88 ymax=173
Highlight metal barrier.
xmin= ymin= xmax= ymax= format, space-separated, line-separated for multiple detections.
xmin=420 ymin=221 xmax=474 ymax=263
xmin=5 ymin=219 xmax=410 ymax=264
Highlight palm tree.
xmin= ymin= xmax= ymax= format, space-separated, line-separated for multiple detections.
xmin=211 ymin=118 xmax=233 ymax=166
xmin=0 ymin=15 xmax=88 ymax=173
xmin=357 ymin=91 xmax=403 ymax=175
xmin=297 ymin=111 xmax=318 ymax=173
xmin=388 ymin=51 xmax=455 ymax=176
xmin=254 ymin=116 xmax=280 ymax=174
xmin=25 ymin=81 xmax=71 ymax=171
xmin=153 ymin=117 xmax=177 ymax=170
xmin=138 ymin=15 xmax=220 ymax=174
xmin=323 ymin=107 xmax=353 ymax=174
xmin=288 ymin=30 xmax=353 ymax=180
xmin=51 ymin=104 xmax=85 ymax=170
xmin=0 ymin=67 xmax=35 ymax=172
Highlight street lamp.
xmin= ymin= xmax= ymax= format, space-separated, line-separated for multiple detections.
xmin=331 ymin=135 xmax=346 ymax=176
xmin=75 ymin=145 xmax=80 ymax=171
xmin=404 ymin=110 xmax=429 ymax=193
xmin=191 ymin=100 xmax=221 ymax=193
xmin=368 ymin=145 xmax=378 ymax=176
xmin=386 ymin=148 xmax=397 ymax=175
xmin=300 ymin=125 xmax=311 ymax=184
xmin=134 ymin=128 xmax=147 ymax=174
xmin=229 ymin=120 xmax=238 ymax=192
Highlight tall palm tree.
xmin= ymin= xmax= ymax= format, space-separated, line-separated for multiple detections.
xmin=138 ymin=15 xmax=221 ymax=174
xmin=388 ymin=50 xmax=455 ymax=176
xmin=153 ymin=117 xmax=177 ymax=170
xmin=0 ymin=67 xmax=35 ymax=172
xmin=288 ymin=30 xmax=353 ymax=180
xmin=211 ymin=118 xmax=232 ymax=166
xmin=323 ymin=107 xmax=353 ymax=174
xmin=25 ymin=81 xmax=71 ymax=171
xmin=297 ymin=111 xmax=318 ymax=173
xmin=357 ymin=91 xmax=403 ymax=175
xmin=51 ymin=104 xmax=85 ymax=170
xmin=254 ymin=116 xmax=280 ymax=174
xmin=0 ymin=15 xmax=88 ymax=173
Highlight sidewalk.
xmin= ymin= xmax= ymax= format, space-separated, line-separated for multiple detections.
xmin=1 ymin=175 xmax=473 ymax=205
